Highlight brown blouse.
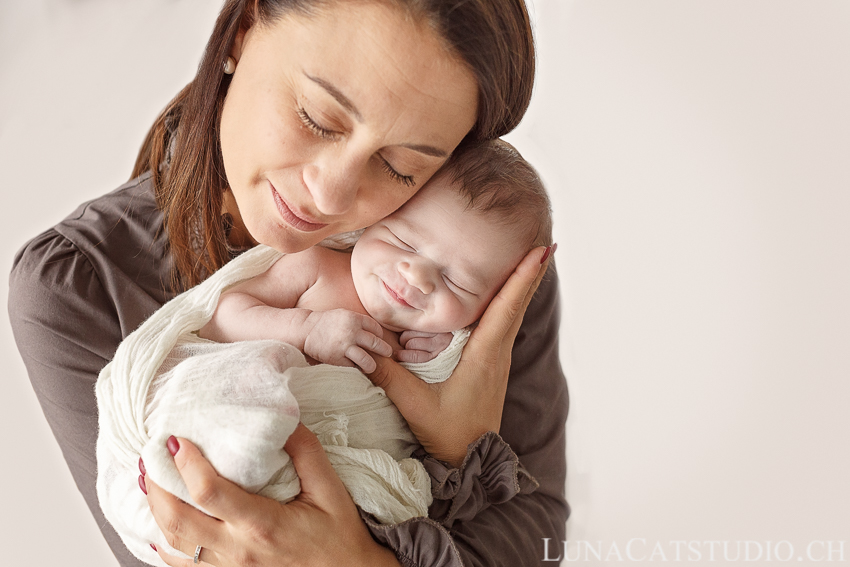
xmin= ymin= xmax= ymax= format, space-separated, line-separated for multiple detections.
xmin=8 ymin=172 xmax=569 ymax=566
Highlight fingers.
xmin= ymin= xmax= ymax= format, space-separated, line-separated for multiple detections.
xmin=398 ymin=330 xmax=435 ymax=346
xmin=153 ymin=542 xmax=215 ymax=567
xmin=165 ymin=437 xmax=259 ymax=527
xmin=284 ymin=424 xmax=354 ymax=512
xmin=369 ymin=355 xmax=436 ymax=425
xmin=470 ymin=245 xmax=550 ymax=353
xmin=396 ymin=349 xmax=438 ymax=364
xmin=358 ymin=314 xmax=384 ymax=339
xmin=355 ymin=328 xmax=392 ymax=357
xmin=401 ymin=334 xmax=451 ymax=354
xmin=144 ymin=475 xmax=222 ymax=566
xmin=346 ymin=345 xmax=376 ymax=373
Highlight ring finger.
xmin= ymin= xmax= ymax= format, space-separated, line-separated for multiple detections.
xmin=153 ymin=542 xmax=216 ymax=567
xmin=145 ymin=477 xmax=224 ymax=565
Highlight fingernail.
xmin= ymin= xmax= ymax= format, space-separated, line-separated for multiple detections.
xmin=150 ymin=544 xmax=157 ymax=551
xmin=138 ymin=475 xmax=147 ymax=495
xmin=540 ymin=245 xmax=552 ymax=264
xmin=167 ymin=435 xmax=180 ymax=456
xmin=139 ymin=457 xmax=146 ymax=477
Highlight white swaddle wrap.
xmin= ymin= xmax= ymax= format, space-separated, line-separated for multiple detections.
xmin=95 ymin=244 xmax=469 ymax=566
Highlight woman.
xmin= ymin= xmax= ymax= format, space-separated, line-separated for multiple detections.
xmin=9 ymin=0 xmax=569 ymax=565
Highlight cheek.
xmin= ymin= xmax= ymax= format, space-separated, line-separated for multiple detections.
xmin=352 ymin=239 xmax=387 ymax=275
xmin=431 ymin=294 xmax=477 ymax=331
xmin=222 ymin=87 xmax=309 ymax=185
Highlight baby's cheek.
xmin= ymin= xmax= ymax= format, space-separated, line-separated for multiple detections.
xmin=439 ymin=296 xmax=479 ymax=332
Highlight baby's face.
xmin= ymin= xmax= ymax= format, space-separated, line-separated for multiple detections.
xmin=350 ymin=178 xmax=527 ymax=333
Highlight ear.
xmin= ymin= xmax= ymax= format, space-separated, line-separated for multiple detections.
xmin=231 ymin=28 xmax=247 ymax=62
xmin=231 ymin=0 xmax=260 ymax=62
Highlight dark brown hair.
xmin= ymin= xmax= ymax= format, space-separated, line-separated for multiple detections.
xmin=440 ymin=139 xmax=552 ymax=250
xmin=133 ymin=0 xmax=536 ymax=290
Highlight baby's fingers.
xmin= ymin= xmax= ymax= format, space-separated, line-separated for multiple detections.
xmin=355 ymin=329 xmax=393 ymax=357
xmin=398 ymin=330 xmax=435 ymax=347
xmin=358 ymin=314 xmax=385 ymax=339
xmin=346 ymin=345 xmax=377 ymax=374
xmin=402 ymin=333 xmax=452 ymax=354
xmin=396 ymin=349 xmax=438 ymax=364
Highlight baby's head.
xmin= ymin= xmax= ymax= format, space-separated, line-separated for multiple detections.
xmin=351 ymin=139 xmax=552 ymax=333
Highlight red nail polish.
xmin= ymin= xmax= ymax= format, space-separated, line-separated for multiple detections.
xmin=150 ymin=544 xmax=157 ymax=551
xmin=167 ymin=435 xmax=180 ymax=456
xmin=138 ymin=475 xmax=147 ymax=495
xmin=540 ymin=245 xmax=552 ymax=264
xmin=139 ymin=457 xmax=146 ymax=477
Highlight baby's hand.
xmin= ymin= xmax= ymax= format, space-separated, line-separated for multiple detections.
xmin=396 ymin=330 xmax=453 ymax=364
xmin=303 ymin=309 xmax=392 ymax=373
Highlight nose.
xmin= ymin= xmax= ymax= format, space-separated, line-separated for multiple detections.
xmin=398 ymin=260 xmax=436 ymax=295
xmin=302 ymin=161 xmax=359 ymax=216
xmin=303 ymin=146 xmax=373 ymax=215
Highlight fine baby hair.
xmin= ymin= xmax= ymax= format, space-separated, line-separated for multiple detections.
xmin=439 ymin=138 xmax=553 ymax=251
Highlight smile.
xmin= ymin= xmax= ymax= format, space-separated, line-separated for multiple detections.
xmin=270 ymin=183 xmax=328 ymax=232
xmin=382 ymin=280 xmax=413 ymax=309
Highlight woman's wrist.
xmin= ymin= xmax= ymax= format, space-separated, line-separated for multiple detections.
xmin=363 ymin=540 xmax=403 ymax=567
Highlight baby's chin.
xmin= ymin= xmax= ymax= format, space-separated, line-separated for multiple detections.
xmin=371 ymin=314 xmax=468 ymax=335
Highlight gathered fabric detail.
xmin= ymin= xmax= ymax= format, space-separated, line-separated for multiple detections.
xmin=420 ymin=431 xmax=540 ymax=528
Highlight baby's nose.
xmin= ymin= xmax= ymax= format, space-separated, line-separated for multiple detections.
xmin=399 ymin=261 xmax=436 ymax=295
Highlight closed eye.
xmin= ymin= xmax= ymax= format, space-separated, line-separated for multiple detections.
xmin=379 ymin=156 xmax=416 ymax=187
xmin=443 ymin=275 xmax=475 ymax=296
xmin=388 ymin=230 xmax=415 ymax=251
xmin=297 ymin=106 xmax=340 ymax=140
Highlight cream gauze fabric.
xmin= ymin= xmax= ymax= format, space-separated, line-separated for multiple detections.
xmin=95 ymin=243 xmax=470 ymax=567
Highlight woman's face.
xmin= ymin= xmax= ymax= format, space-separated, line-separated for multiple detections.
xmin=220 ymin=1 xmax=479 ymax=253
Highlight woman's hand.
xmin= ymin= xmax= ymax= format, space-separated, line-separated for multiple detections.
xmin=143 ymin=427 xmax=401 ymax=567
xmin=369 ymin=245 xmax=554 ymax=467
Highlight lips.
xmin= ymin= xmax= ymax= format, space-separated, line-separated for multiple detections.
xmin=382 ymin=280 xmax=414 ymax=308
xmin=270 ymin=182 xmax=328 ymax=232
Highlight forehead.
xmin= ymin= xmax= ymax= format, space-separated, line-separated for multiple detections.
xmin=253 ymin=1 xmax=478 ymax=149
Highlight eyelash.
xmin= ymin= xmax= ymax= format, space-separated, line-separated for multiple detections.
xmin=380 ymin=157 xmax=416 ymax=187
xmin=392 ymin=232 xmax=415 ymax=252
xmin=297 ymin=106 xmax=338 ymax=140
xmin=443 ymin=275 xmax=468 ymax=294
xmin=297 ymin=105 xmax=415 ymax=187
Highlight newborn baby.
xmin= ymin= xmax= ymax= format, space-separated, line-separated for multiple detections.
xmin=96 ymin=139 xmax=552 ymax=565
xmin=199 ymin=141 xmax=551 ymax=372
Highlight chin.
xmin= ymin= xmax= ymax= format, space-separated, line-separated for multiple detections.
xmin=259 ymin=225 xmax=325 ymax=254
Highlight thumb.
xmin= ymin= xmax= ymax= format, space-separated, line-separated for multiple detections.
xmin=284 ymin=423 xmax=349 ymax=509
xmin=369 ymin=355 xmax=437 ymax=426
xmin=469 ymin=245 xmax=549 ymax=353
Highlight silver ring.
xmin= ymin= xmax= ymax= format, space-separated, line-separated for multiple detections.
xmin=194 ymin=545 xmax=202 ymax=564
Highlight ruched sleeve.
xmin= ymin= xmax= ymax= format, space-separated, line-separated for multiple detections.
xmin=363 ymin=263 xmax=570 ymax=566
xmin=9 ymin=230 xmax=149 ymax=566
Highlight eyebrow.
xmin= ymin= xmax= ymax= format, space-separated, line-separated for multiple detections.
xmin=306 ymin=73 xmax=363 ymax=122
xmin=306 ymin=73 xmax=449 ymax=159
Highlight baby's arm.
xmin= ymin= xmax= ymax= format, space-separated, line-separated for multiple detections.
xmin=199 ymin=248 xmax=392 ymax=372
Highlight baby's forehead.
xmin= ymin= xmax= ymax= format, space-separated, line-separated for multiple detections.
xmin=399 ymin=191 xmax=519 ymax=239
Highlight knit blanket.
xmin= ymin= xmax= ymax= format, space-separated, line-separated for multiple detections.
xmin=95 ymin=244 xmax=469 ymax=566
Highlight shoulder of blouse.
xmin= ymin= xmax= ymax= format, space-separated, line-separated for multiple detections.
xmin=9 ymin=172 xmax=174 ymax=338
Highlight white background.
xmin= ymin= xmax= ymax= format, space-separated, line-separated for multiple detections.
xmin=1 ymin=1 xmax=848 ymax=565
